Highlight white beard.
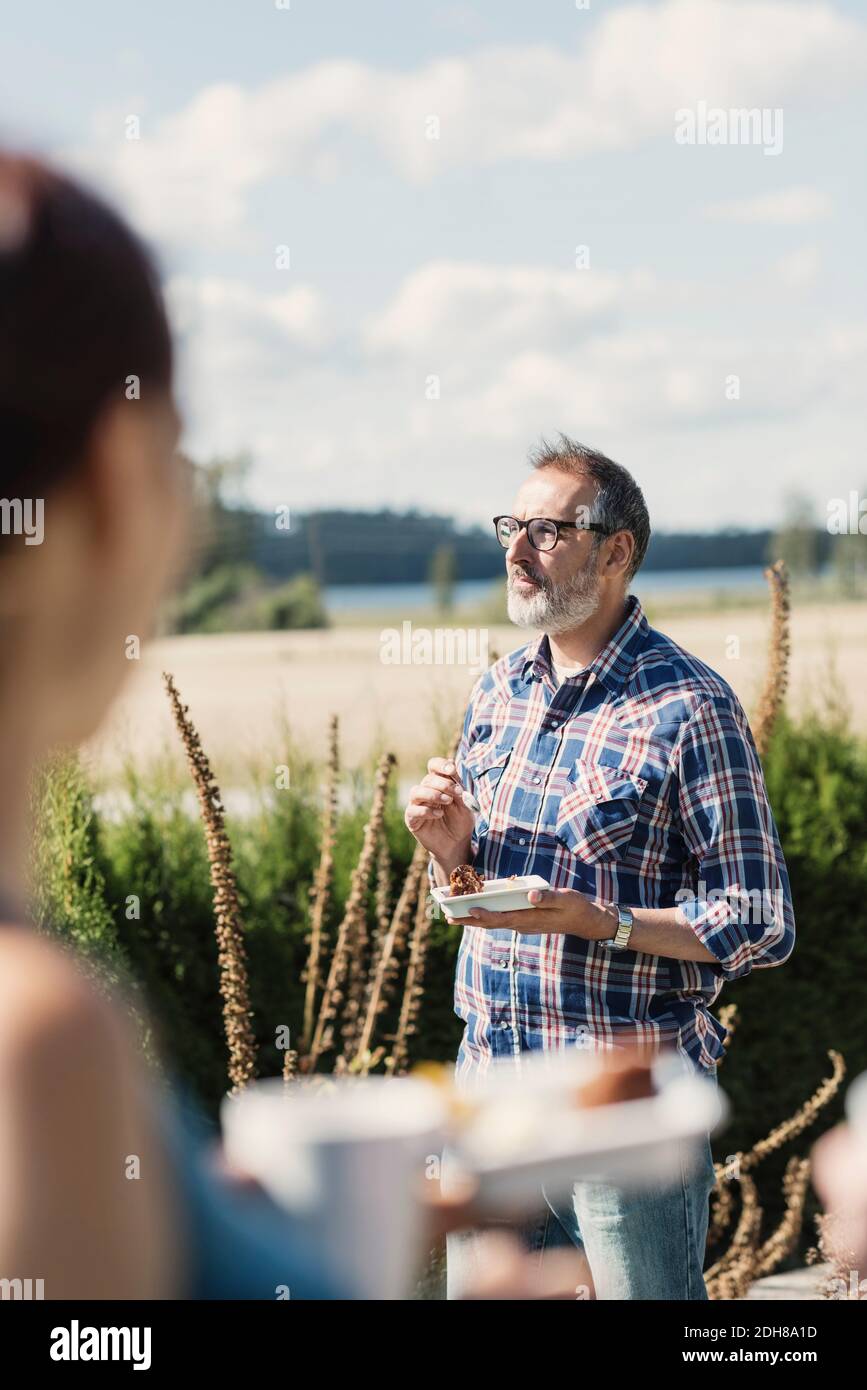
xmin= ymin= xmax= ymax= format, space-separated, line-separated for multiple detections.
xmin=507 ymin=555 xmax=601 ymax=634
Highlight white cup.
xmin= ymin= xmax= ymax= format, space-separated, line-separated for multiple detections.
xmin=221 ymin=1076 xmax=447 ymax=1299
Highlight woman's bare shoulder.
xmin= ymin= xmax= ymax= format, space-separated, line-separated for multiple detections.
xmin=0 ymin=925 xmax=118 ymax=1057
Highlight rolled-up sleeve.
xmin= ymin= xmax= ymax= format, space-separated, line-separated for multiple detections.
xmin=673 ymin=696 xmax=796 ymax=980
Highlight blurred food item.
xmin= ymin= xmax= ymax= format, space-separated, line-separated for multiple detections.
xmin=574 ymin=1051 xmax=657 ymax=1109
xmin=411 ymin=1061 xmax=475 ymax=1125
xmin=412 ymin=1061 xmax=452 ymax=1088
xmin=449 ymin=864 xmax=484 ymax=896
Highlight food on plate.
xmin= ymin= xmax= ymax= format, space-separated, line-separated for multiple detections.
xmin=449 ymin=864 xmax=485 ymax=896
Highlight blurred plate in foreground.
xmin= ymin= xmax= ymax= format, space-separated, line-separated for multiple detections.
xmin=445 ymin=1049 xmax=727 ymax=1215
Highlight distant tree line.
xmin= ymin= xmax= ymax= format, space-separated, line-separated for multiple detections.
xmin=164 ymin=458 xmax=864 ymax=632
xmin=195 ymin=503 xmax=845 ymax=587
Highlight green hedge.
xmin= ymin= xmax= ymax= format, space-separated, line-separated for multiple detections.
xmin=707 ymin=711 xmax=867 ymax=1260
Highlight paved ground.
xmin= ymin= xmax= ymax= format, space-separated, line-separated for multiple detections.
xmin=744 ymin=1266 xmax=830 ymax=1300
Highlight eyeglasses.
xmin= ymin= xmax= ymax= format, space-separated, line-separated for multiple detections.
xmin=492 ymin=515 xmax=612 ymax=552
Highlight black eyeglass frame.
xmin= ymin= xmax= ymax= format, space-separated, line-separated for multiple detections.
xmin=492 ymin=514 xmax=613 ymax=551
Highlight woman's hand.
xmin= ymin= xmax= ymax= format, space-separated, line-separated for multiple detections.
xmin=405 ymin=757 xmax=475 ymax=874
xmin=420 ymin=1178 xmax=594 ymax=1299
xmin=811 ymin=1121 xmax=867 ymax=1276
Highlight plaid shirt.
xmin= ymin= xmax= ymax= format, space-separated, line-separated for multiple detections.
xmin=439 ymin=593 xmax=795 ymax=1082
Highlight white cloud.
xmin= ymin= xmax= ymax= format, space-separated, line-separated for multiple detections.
xmin=168 ymin=276 xmax=328 ymax=347
xmin=164 ymin=256 xmax=867 ymax=531
xmin=774 ymin=245 xmax=821 ymax=287
xmin=363 ymin=261 xmax=657 ymax=361
xmin=165 ymin=275 xmax=332 ymax=462
xmin=66 ymin=0 xmax=867 ymax=246
xmin=703 ymin=186 xmax=833 ymax=223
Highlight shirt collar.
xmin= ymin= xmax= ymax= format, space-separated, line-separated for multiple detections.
xmin=520 ymin=592 xmax=648 ymax=696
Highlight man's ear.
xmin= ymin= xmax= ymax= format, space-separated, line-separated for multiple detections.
xmin=604 ymin=529 xmax=635 ymax=578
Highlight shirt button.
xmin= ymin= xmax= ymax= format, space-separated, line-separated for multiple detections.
xmin=532 ymin=776 xmax=541 ymax=785
xmin=518 ymin=837 xmax=526 ymax=846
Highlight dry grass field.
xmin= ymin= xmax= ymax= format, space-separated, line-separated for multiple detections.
xmin=85 ymin=599 xmax=866 ymax=784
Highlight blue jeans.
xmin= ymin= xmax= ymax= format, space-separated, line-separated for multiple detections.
xmin=446 ymin=1061 xmax=719 ymax=1301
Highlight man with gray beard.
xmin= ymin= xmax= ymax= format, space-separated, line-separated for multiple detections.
xmin=405 ymin=435 xmax=795 ymax=1300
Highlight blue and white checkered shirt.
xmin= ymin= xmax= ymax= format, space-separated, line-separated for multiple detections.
xmin=441 ymin=593 xmax=795 ymax=1081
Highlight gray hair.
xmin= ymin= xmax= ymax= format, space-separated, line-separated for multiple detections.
xmin=528 ymin=434 xmax=651 ymax=583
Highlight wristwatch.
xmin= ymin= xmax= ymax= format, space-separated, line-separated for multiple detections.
xmin=601 ymin=904 xmax=634 ymax=951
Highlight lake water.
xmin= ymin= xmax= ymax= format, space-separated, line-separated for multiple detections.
xmin=323 ymin=566 xmax=773 ymax=613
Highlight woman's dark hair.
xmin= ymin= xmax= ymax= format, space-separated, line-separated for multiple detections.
xmin=0 ymin=153 xmax=173 ymax=496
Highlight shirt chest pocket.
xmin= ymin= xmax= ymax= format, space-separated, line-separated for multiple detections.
xmin=555 ymin=761 xmax=648 ymax=864
xmin=464 ymin=741 xmax=512 ymax=826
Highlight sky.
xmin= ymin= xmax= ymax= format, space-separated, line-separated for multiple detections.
xmin=3 ymin=0 xmax=866 ymax=532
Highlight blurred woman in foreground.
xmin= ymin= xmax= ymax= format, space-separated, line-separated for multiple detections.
xmin=0 ymin=153 xmax=348 ymax=1298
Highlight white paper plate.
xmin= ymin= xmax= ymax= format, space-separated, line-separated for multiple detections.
xmin=432 ymin=874 xmax=549 ymax=921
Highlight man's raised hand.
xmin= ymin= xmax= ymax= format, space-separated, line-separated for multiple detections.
xmin=404 ymin=756 xmax=475 ymax=873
